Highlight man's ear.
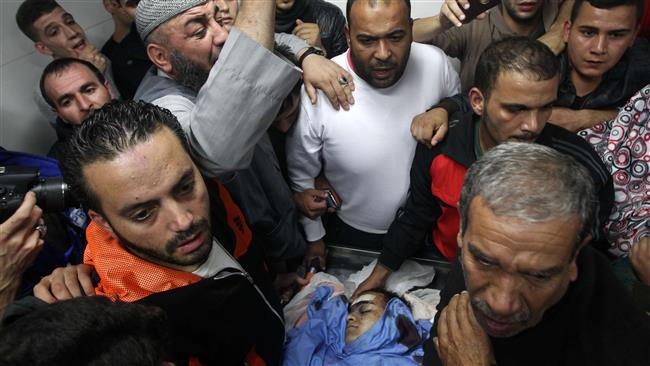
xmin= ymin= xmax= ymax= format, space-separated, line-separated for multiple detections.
xmin=34 ymin=41 xmax=54 ymax=57
xmin=456 ymin=230 xmax=464 ymax=250
xmin=563 ymin=20 xmax=571 ymax=43
xmin=88 ymin=210 xmax=114 ymax=235
xmin=146 ymin=43 xmax=172 ymax=75
xmin=344 ymin=24 xmax=351 ymax=48
xmin=468 ymin=87 xmax=485 ymax=116
xmin=568 ymin=235 xmax=589 ymax=282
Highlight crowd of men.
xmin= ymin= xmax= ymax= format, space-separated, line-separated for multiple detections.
xmin=0 ymin=0 xmax=649 ymax=365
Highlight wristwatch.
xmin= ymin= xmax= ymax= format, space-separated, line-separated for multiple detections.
xmin=298 ymin=47 xmax=325 ymax=66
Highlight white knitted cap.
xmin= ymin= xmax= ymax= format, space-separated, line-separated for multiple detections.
xmin=136 ymin=0 xmax=207 ymax=41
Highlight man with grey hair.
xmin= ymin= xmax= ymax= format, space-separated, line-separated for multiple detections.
xmin=133 ymin=0 xmax=354 ymax=264
xmin=424 ymin=142 xmax=650 ymax=366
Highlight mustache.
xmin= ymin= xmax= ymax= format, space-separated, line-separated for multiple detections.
xmin=370 ymin=60 xmax=397 ymax=69
xmin=165 ymin=218 xmax=210 ymax=254
xmin=511 ymin=132 xmax=538 ymax=142
xmin=471 ymin=296 xmax=531 ymax=324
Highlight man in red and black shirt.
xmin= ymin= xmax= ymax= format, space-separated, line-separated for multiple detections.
xmin=354 ymin=37 xmax=613 ymax=296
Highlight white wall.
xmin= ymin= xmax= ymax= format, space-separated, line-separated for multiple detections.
xmin=0 ymin=1 xmax=442 ymax=155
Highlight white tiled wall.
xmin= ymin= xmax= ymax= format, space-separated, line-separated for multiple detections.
xmin=0 ymin=0 xmax=442 ymax=155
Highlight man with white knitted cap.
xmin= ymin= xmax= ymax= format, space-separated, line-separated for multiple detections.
xmin=134 ymin=0 xmax=353 ymax=271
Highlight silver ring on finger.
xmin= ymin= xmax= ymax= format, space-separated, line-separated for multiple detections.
xmin=35 ymin=224 xmax=47 ymax=239
xmin=338 ymin=75 xmax=348 ymax=86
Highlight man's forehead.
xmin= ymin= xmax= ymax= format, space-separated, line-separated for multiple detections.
xmin=490 ymin=71 xmax=558 ymax=102
xmin=494 ymin=70 xmax=558 ymax=88
xmin=464 ymin=198 xmax=579 ymax=262
xmin=167 ymin=1 xmax=213 ymax=27
xmin=55 ymin=63 xmax=99 ymax=82
xmin=46 ymin=64 xmax=100 ymax=96
xmin=34 ymin=6 xmax=68 ymax=30
xmin=82 ymin=129 xmax=194 ymax=207
xmin=349 ymin=0 xmax=409 ymax=32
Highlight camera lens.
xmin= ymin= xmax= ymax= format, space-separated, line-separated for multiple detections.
xmin=31 ymin=177 xmax=69 ymax=213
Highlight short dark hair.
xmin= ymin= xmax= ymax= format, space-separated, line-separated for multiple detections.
xmin=346 ymin=0 xmax=411 ymax=27
xmin=474 ymin=37 xmax=559 ymax=100
xmin=59 ymin=100 xmax=189 ymax=213
xmin=16 ymin=0 xmax=61 ymax=42
xmin=0 ymin=296 xmax=171 ymax=365
xmin=40 ymin=57 xmax=106 ymax=108
xmin=571 ymin=0 xmax=644 ymax=23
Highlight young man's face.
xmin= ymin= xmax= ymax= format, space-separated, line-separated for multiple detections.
xmin=564 ymin=2 xmax=639 ymax=81
xmin=85 ymin=127 xmax=213 ymax=272
xmin=346 ymin=291 xmax=387 ymax=344
xmin=215 ymin=0 xmax=238 ymax=31
xmin=502 ymin=0 xmax=544 ymax=23
xmin=472 ymin=70 xmax=558 ymax=151
xmin=458 ymin=197 xmax=582 ymax=338
xmin=346 ymin=0 xmax=413 ymax=88
xmin=120 ymin=0 xmax=138 ymax=21
xmin=103 ymin=0 xmax=138 ymax=24
xmin=32 ymin=6 xmax=90 ymax=58
xmin=44 ymin=63 xmax=113 ymax=125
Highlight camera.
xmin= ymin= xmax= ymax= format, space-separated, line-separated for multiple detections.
xmin=462 ymin=0 xmax=500 ymax=23
xmin=0 ymin=166 xmax=71 ymax=222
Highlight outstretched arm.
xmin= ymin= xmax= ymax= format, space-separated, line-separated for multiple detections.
xmin=413 ymin=0 xmax=488 ymax=43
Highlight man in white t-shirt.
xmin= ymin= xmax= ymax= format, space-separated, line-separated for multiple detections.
xmin=287 ymin=0 xmax=460 ymax=267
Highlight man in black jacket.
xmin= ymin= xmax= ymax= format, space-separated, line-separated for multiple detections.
xmin=424 ymin=142 xmax=650 ymax=366
xmin=550 ymin=0 xmax=649 ymax=131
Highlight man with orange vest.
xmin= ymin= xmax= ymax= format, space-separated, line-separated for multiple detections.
xmin=31 ymin=101 xmax=284 ymax=366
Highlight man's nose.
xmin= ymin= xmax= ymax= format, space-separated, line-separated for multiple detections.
xmin=215 ymin=0 xmax=229 ymax=12
xmin=208 ymin=18 xmax=229 ymax=46
xmin=78 ymin=95 xmax=94 ymax=112
xmin=63 ymin=24 xmax=78 ymax=39
xmin=521 ymin=111 xmax=541 ymax=133
xmin=374 ymin=40 xmax=392 ymax=61
xmin=347 ymin=312 xmax=357 ymax=324
xmin=592 ymin=34 xmax=608 ymax=54
xmin=485 ymin=276 xmax=524 ymax=318
xmin=168 ymin=202 xmax=194 ymax=232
